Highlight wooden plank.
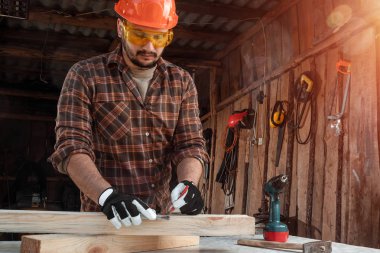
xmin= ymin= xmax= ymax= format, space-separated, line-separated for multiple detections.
xmin=296 ymin=0 xmax=314 ymax=54
xmin=247 ymin=87 xmax=267 ymax=216
xmin=294 ymin=60 xmax=312 ymax=237
xmin=375 ymin=24 xmax=380 ymax=249
xmin=321 ymin=48 xmax=340 ymax=242
xmin=211 ymin=105 xmax=233 ymax=213
xmin=0 ymin=210 xmax=255 ymax=236
xmin=229 ymin=48 xmax=242 ymax=94
xmin=251 ymin=33 xmax=266 ymax=81
xmin=3 ymin=235 xmax=380 ymax=253
xmin=280 ymin=5 xmax=300 ymax=65
xmin=306 ymin=59 xmax=317 ymax=238
xmin=0 ymin=242 xmax=20 ymax=253
xmin=312 ymin=52 xmax=327 ymax=240
xmin=20 ymin=234 xmax=199 ymax=253
xmin=345 ymin=28 xmax=379 ymax=247
xmin=213 ymin=0 xmax=301 ymax=60
xmin=220 ymin=58 xmax=231 ymax=102
xmin=240 ymin=40 xmax=255 ymax=87
xmin=0 ymin=88 xmax=58 ymax=100
xmin=231 ymin=96 xmax=250 ymax=214
xmin=313 ymin=0 xmax=334 ymax=44
xmin=204 ymin=67 xmax=218 ymax=214
xmin=267 ymin=20 xmax=282 ymax=72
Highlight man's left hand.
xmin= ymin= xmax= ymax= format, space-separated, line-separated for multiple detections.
xmin=170 ymin=180 xmax=203 ymax=215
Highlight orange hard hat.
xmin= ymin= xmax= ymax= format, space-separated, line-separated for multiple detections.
xmin=115 ymin=0 xmax=178 ymax=29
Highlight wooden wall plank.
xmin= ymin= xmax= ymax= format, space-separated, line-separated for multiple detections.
xmin=344 ymin=28 xmax=380 ymax=247
xmin=229 ymin=48 xmax=243 ymax=92
xmin=205 ymin=67 xmax=218 ymax=214
xmin=278 ymin=73 xmax=290 ymax=215
xmin=247 ymin=86 xmax=268 ymax=216
xmin=241 ymin=41 xmax=256 ymax=87
xmin=21 ymin=235 xmax=199 ymax=253
xmin=321 ymin=48 xmax=340 ymax=242
xmin=211 ymin=106 xmax=233 ymax=213
xmin=0 ymin=210 xmax=255 ymax=236
xmin=375 ymin=24 xmax=380 ymax=249
xmin=251 ymin=33 xmax=266 ymax=82
xmin=220 ymin=58 xmax=231 ymax=103
xmin=281 ymin=6 xmax=300 ymax=65
xmin=296 ymin=0 xmax=314 ymax=54
xmin=267 ymin=20 xmax=283 ymax=72
xmin=294 ymin=60 xmax=313 ymax=237
xmin=232 ymin=96 xmax=250 ymax=214
xmin=313 ymin=0 xmax=334 ymax=44
xmin=312 ymin=52 xmax=328 ymax=240
xmin=284 ymin=69 xmax=298 ymax=234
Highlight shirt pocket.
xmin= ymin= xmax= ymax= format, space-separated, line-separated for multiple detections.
xmin=94 ymin=101 xmax=131 ymax=141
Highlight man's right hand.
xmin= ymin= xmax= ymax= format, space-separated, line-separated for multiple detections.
xmin=99 ymin=188 xmax=156 ymax=229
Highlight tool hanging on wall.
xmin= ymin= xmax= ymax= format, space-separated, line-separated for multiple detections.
xmin=270 ymin=100 xmax=289 ymax=167
xmin=216 ymin=109 xmax=255 ymax=213
xmin=328 ymin=60 xmax=351 ymax=136
xmin=294 ymin=72 xmax=314 ymax=144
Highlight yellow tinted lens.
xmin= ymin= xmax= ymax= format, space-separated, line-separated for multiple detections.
xmin=123 ymin=22 xmax=173 ymax=47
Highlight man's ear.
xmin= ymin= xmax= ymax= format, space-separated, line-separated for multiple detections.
xmin=116 ymin=18 xmax=123 ymax=38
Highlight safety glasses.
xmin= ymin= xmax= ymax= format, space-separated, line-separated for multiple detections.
xmin=121 ymin=21 xmax=173 ymax=48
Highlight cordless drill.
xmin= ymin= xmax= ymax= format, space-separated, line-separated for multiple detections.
xmin=263 ymin=174 xmax=289 ymax=242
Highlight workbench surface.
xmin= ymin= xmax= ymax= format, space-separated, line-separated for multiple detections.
xmin=1 ymin=235 xmax=380 ymax=252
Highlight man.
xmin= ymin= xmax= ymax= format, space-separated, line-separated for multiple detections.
xmin=50 ymin=0 xmax=209 ymax=229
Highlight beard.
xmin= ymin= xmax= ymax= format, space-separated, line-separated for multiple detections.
xmin=121 ymin=39 xmax=162 ymax=69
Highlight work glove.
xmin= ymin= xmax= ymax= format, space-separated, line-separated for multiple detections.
xmin=99 ymin=188 xmax=156 ymax=229
xmin=170 ymin=180 xmax=204 ymax=215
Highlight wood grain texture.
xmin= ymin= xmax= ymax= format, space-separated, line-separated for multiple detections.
xmin=294 ymin=60 xmax=312 ymax=237
xmin=0 ymin=210 xmax=255 ymax=236
xmin=211 ymin=105 xmax=233 ymax=214
xmin=321 ymin=48 xmax=340 ymax=242
xmin=20 ymin=234 xmax=199 ymax=253
xmin=312 ymin=52 xmax=328 ymax=240
xmin=344 ymin=27 xmax=380 ymax=247
xmin=231 ymin=96 xmax=250 ymax=214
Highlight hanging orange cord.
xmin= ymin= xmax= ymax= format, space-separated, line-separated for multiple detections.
xmin=222 ymin=126 xmax=240 ymax=153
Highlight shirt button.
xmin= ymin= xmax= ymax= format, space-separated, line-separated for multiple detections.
xmin=149 ymin=159 xmax=153 ymax=163
xmin=145 ymin=132 xmax=150 ymax=137
xmin=151 ymin=183 xmax=155 ymax=188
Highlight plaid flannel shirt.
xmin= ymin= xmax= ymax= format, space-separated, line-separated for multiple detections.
xmin=50 ymin=46 xmax=209 ymax=211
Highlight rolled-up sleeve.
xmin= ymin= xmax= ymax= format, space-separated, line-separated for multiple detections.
xmin=49 ymin=64 xmax=95 ymax=173
xmin=172 ymin=73 xmax=210 ymax=168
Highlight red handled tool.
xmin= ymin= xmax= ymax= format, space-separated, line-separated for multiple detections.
xmin=167 ymin=185 xmax=189 ymax=214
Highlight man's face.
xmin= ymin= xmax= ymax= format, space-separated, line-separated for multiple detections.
xmin=117 ymin=19 xmax=169 ymax=69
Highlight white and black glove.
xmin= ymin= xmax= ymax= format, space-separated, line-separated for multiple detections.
xmin=171 ymin=180 xmax=204 ymax=215
xmin=99 ymin=187 xmax=156 ymax=229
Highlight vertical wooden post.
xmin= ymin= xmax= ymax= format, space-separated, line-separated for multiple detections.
xmin=260 ymin=84 xmax=271 ymax=213
xmin=207 ymin=67 xmax=218 ymax=214
xmin=306 ymin=58 xmax=317 ymax=238
xmin=284 ymin=69 xmax=295 ymax=222
xmin=376 ymin=25 xmax=380 ymax=248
